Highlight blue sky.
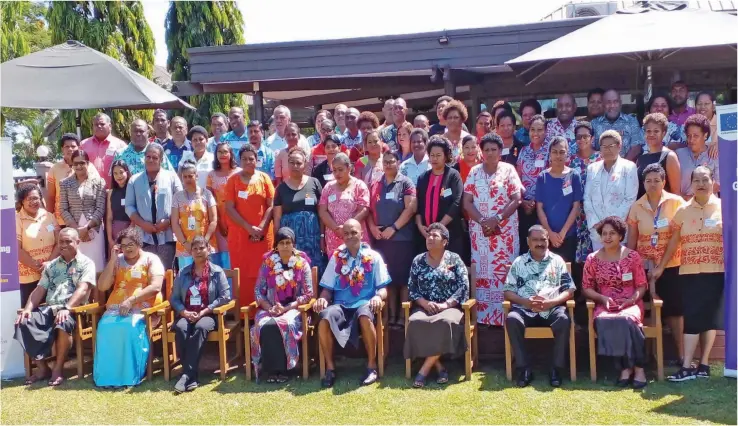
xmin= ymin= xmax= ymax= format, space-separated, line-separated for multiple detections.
xmin=142 ymin=0 xmax=558 ymax=66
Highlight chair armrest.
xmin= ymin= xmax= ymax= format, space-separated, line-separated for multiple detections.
xmin=462 ymin=299 xmax=477 ymax=311
xmin=240 ymin=301 xmax=257 ymax=315
xmin=298 ymin=299 xmax=315 ymax=313
xmin=565 ymin=299 xmax=575 ymax=309
xmin=213 ymin=299 xmax=235 ymax=315
xmin=141 ymin=300 xmax=170 ymax=316
xmin=70 ymin=302 xmax=100 ymax=314
xmin=502 ymin=300 xmax=511 ymax=313
xmin=651 ymin=298 xmax=663 ymax=309
xmin=586 ymin=300 xmax=595 ymax=311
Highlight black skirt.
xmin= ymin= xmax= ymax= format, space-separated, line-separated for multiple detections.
xmin=14 ymin=306 xmax=76 ymax=360
xmin=654 ymin=266 xmax=683 ymax=317
xmin=682 ymin=272 xmax=724 ymax=334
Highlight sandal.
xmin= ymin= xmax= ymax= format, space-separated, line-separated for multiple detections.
xmin=436 ymin=369 xmax=449 ymax=385
xmin=321 ymin=369 xmax=336 ymax=388
xmin=48 ymin=376 xmax=64 ymax=387
xmin=276 ymin=374 xmax=289 ymax=383
xmin=266 ymin=376 xmax=278 ymax=384
xmin=24 ymin=373 xmax=49 ymax=385
xmin=413 ymin=373 xmax=427 ymax=388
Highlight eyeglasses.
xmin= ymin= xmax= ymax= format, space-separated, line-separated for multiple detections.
xmin=600 ymin=143 xmax=619 ymax=151
xmin=119 ymin=242 xmax=137 ymax=249
xmin=575 ymin=134 xmax=592 ymax=140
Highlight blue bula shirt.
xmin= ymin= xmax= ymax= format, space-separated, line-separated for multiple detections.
xmin=534 ymin=169 xmax=583 ymax=237
xmin=320 ymin=244 xmax=391 ymax=308
xmin=161 ymin=139 xmax=192 ymax=171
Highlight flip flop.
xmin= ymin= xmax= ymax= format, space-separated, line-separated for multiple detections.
xmin=276 ymin=374 xmax=289 ymax=383
xmin=266 ymin=376 xmax=278 ymax=384
xmin=48 ymin=376 xmax=64 ymax=387
xmin=24 ymin=374 xmax=49 ymax=385
xmin=436 ymin=369 xmax=449 ymax=384
xmin=412 ymin=373 xmax=427 ymax=388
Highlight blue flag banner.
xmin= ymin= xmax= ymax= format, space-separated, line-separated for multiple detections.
xmin=717 ymin=105 xmax=737 ymax=379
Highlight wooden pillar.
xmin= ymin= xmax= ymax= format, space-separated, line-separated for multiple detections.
xmin=253 ymin=90 xmax=264 ymax=123
xmin=470 ymin=84 xmax=483 ymax=130
xmin=443 ymin=68 xmax=456 ymax=97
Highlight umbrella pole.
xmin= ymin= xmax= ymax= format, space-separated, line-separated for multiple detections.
xmin=75 ymin=109 xmax=82 ymax=138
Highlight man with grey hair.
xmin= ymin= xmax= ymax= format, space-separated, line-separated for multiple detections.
xmin=342 ymin=108 xmax=362 ymax=148
xmin=265 ymin=105 xmax=312 ymax=162
xmin=503 ymin=225 xmax=575 ymax=388
xmin=80 ymin=112 xmax=127 ymax=188
xmin=14 ymin=227 xmax=96 ymax=386
xmin=413 ymin=114 xmax=430 ymax=131
xmin=591 ymin=89 xmax=644 ymax=160
xmin=162 ymin=116 xmax=192 ymax=169
xmin=114 ymin=119 xmax=174 ymax=175
xmin=378 ymin=99 xmax=395 ymax=133
xmin=545 ymin=94 xmax=579 ymax=156
xmin=334 ymin=104 xmax=348 ymax=134
xmin=380 ymin=97 xmax=410 ymax=151
xmin=125 ymin=142 xmax=182 ymax=269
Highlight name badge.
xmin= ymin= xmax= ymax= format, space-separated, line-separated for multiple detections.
xmin=238 ymin=190 xmax=249 ymax=199
xmin=502 ymin=148 xmax=510 ymax=156
xmin=190 ymin=295 xmax=202 ymax=306
xmin=305 ymin=196 xmax=315 ymax=206
xmin=562 ymin=186 xmax=573 ymax=196
xmin=534 ymin=159 xmax=545 ymax=168
xmin=131 ymin=269 xmax=142 ymax=279
xmin=105 ymin=148 xmax=116 ymax=156
xmin=622 ymin=272 xmax=633 ymax=281
xmin=328 ymin=194 xmax=337 ymax=203
xmin=656 ymin=218 xmax=669 ymax=229
xmin=256 ymin=160 xmax=263 ymax=168
xmin=705 ymin=218 xmax=718 ymax=228
xmin=385 ymin=192 xmax=396 ymax=200
xmin=189 ymin=285 xmax=200 ymax=296
xmin=187 ymin=216 xmax=196 ymax=231
xmin=324 ymin=173 xmax=335 ymax=181
xmin=442 ymin=188 xmax=452 ymax=198
xmin=650 ymin=233 xmax=659 ymax=247
xmin=46 ymin=224 xmax=56 ymax=232
xmin=120 ymin=198 xmax=126 ymax=206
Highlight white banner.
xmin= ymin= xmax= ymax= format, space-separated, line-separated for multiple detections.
xmin=1 ymin=137 xmax=25 ymax=379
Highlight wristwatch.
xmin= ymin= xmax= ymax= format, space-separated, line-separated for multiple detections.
xmin=495 ymin=213 xmax=504 ymax=222
xmin=390 ymin=224 xmax=398 ymax=232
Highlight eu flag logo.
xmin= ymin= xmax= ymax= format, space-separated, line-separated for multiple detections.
xmin=720 ymin=112 xmax=737 ymax=132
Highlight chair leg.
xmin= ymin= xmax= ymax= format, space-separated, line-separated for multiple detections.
xmin=75 ymin=334 xmax=84 ymax=379
xmin=219 ymin=336 xmax=228 ymax=381
xmin=588 ymin=323 xmax=597 ymax=383
xmin=569 ymin=319 xmax=577 ymax=382
xmin=162 ymin=333 xmax=171 ymax=381
xmin=244 ymin=323 xmax=252 ymax=381
xmin=24 ymin=353 xmax=32 ymax=381
xmin=464 ymin=315 xmax=472 ymax=381
xmin=302 ymin=316 xmax=309 ymax=380
xmin=318 ymin=340 xmax=325 ymax=379
xmin=504 ymin=322 xmax=512 ymax=381
xmin=472 ymin=327 xmax=479 ymax=367
xmin=656 ymin=329 xmax=664 ymax=381
xmin=405 ymin=359 xmax=411 ymax=379
xmin=377 ymin=326 xmax=385 ymax=378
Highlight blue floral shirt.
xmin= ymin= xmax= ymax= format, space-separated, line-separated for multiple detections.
xmin=113 ymin=142 xmax=174 ymax=175
xmin=408 ymin=251 xmax=468 ymax=304
xmin=515 ymin=127 xmax=531 ymax=146
xmin=592 ymin=113 xmax=644 ymax=156
xmin=320 ymin=244 xmax=391 ymax=308
xmin=161 ymin=139 xmax=192 ymax=170
xmin=38 ymin=253 xmax=96 ymax=307
xmin=503 ymin=251 xmax=574 ymax=318
xmin=221 ymin=130 xmax=250 ymax=158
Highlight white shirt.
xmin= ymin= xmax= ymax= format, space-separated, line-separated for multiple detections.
xmin=399 ymin=154 xmax=431 ymax=186
xmin=266 ymin=132 xmax=311 ymax=157
xmin=180 ymin=151 xmax=214 ymax=189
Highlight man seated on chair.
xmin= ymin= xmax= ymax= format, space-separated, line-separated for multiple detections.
xmin=314 ymin=219 xmax=390 ymax=388
xmin=503 ymin=225 xmax=575 ymax=388
xmin=171 ymin=236 xmax=231 ymax=393
xmin=14 ymin=228 xmax=96 ymax=387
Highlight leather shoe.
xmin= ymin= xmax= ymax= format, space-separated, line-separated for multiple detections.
xmin=549 ymin=368 xmax=563 ymax=387
xmin=516 ymin=368 xmax=533 ymax=387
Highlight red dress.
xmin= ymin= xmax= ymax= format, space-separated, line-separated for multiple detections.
xmin=582 ymin=249 xmax=647 ymax=325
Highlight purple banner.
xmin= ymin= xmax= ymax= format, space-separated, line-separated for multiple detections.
xmin=0 ymin=139 xmax=19 ymax=293
xmin=717 ymin=105 xmax=736 ymax=378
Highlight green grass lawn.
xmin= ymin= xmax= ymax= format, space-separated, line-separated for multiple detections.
xmin=1 ymin=360 xmax=735 ymax=424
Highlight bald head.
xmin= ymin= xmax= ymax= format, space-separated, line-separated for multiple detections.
xmin=342 ymin=218 xmax=363 ymax=250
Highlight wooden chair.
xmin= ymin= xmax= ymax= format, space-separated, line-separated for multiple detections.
xmin=403 ymin=267 xmax=478 ymax=380
xmin=502 ymin=262 xmax=577 ymax=381
xmin=317 ymin=301 xmax=388 ymax=379
xmin=587 ymin=298 xmax=664 ymax=381
xmin=160 ymin=268 xmax=243 ymax=381
xmin=242 ymin=267 xmax=318 ymax=381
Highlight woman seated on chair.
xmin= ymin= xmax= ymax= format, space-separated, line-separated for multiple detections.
xmin=404 ymin=222 xmax=469 ymax=388
xmin=94 ymin=227 xmax=165 ymax=388
xmin=582 ymin=216 xmax=648 ymax=389
xmin=250 ymin=227 xmax=314 ymax=383
xmin=170 ymin=236 xmax=231 ymax=393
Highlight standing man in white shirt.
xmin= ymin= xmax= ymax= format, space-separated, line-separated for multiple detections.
xmin=334 ymin=104 xmax=348 ymax=135
xmin=265 ymin=105 xmax=312 ymax=164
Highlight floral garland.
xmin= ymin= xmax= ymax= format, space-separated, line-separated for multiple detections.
xmin=334 ymin=243 xmax=373 ymax=296
xmin=264 ymin=250 xmax=306 ymax=300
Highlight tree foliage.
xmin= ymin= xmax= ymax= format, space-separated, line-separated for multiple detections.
xmin=10 ymin=111 xmax=60 ymax=171
xmin=1 ymin=1 xmax=52 ymax=134
xmin=165 ymin=1 xmax=248 ymax=127
xmin=47 ymin=1 xmax=156 ymax=140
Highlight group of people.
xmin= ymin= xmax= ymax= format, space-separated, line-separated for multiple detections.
xmin=13 ymin=80 xmax=725 ymax=391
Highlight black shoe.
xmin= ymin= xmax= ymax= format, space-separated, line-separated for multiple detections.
xmin=174 ymin=374 xmax=189 ymax=394
xmin=632 ymin=379 xmax=647 ymax=390
xmin=516 ymin=368 xmax=533 ymax=388
xmin=668 ymin=367 xmax=696 ymax=382
xmin=549 ymin=368 xmax=562 ymax=388
xmin=615 ymin=378 xmax=631 ymax=387
xmin=696 ymin=364 xmax=711 ymax=378
xmin=360 ymin=368 xmax=378 ymax=386
xmin=321 ymin=369 xmax=336 ymax=388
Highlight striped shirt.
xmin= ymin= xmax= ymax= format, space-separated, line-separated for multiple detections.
xmin=59 ymin=175 xmax=106 ymax=230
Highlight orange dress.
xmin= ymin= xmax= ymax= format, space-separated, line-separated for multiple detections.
xmin=224 ymin=171 xmax=275 ymax=305
xmin=172 ymin=188 xmax=218 ymax=257
xmin=206 ymin=168 xmax=240 ymax=251
xmin=106 ymin=252 xmax=164 ymax=312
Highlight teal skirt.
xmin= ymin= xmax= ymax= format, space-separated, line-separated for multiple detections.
xmin=93 ymin=313 xmax=149 ymax=387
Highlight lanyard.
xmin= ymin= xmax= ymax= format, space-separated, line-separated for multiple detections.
xmin=653 ymin=203 xmax=663 ymax=229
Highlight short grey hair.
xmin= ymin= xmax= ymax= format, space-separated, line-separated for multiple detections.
xmin=179 ymin=159 xmax=197 ymax=175
xmin=145 ymin=142 xmax=165 ymax=162
xmin=93 ymin=112 xmax=111 ymax=124
xmin=395 ymin=97 xmax=407 ymax=108
xmin=274 ymin=105 xmax=291 ymax=119
xmin=332 ymin=152 xmax=352 ymax=169
xmin=59 ymin=227 xmax=80 ymax=239
xmin=528 ymin=224 xmax=549 ymax=237
xmin=347 ymin=107 xmax=360 ymax=117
